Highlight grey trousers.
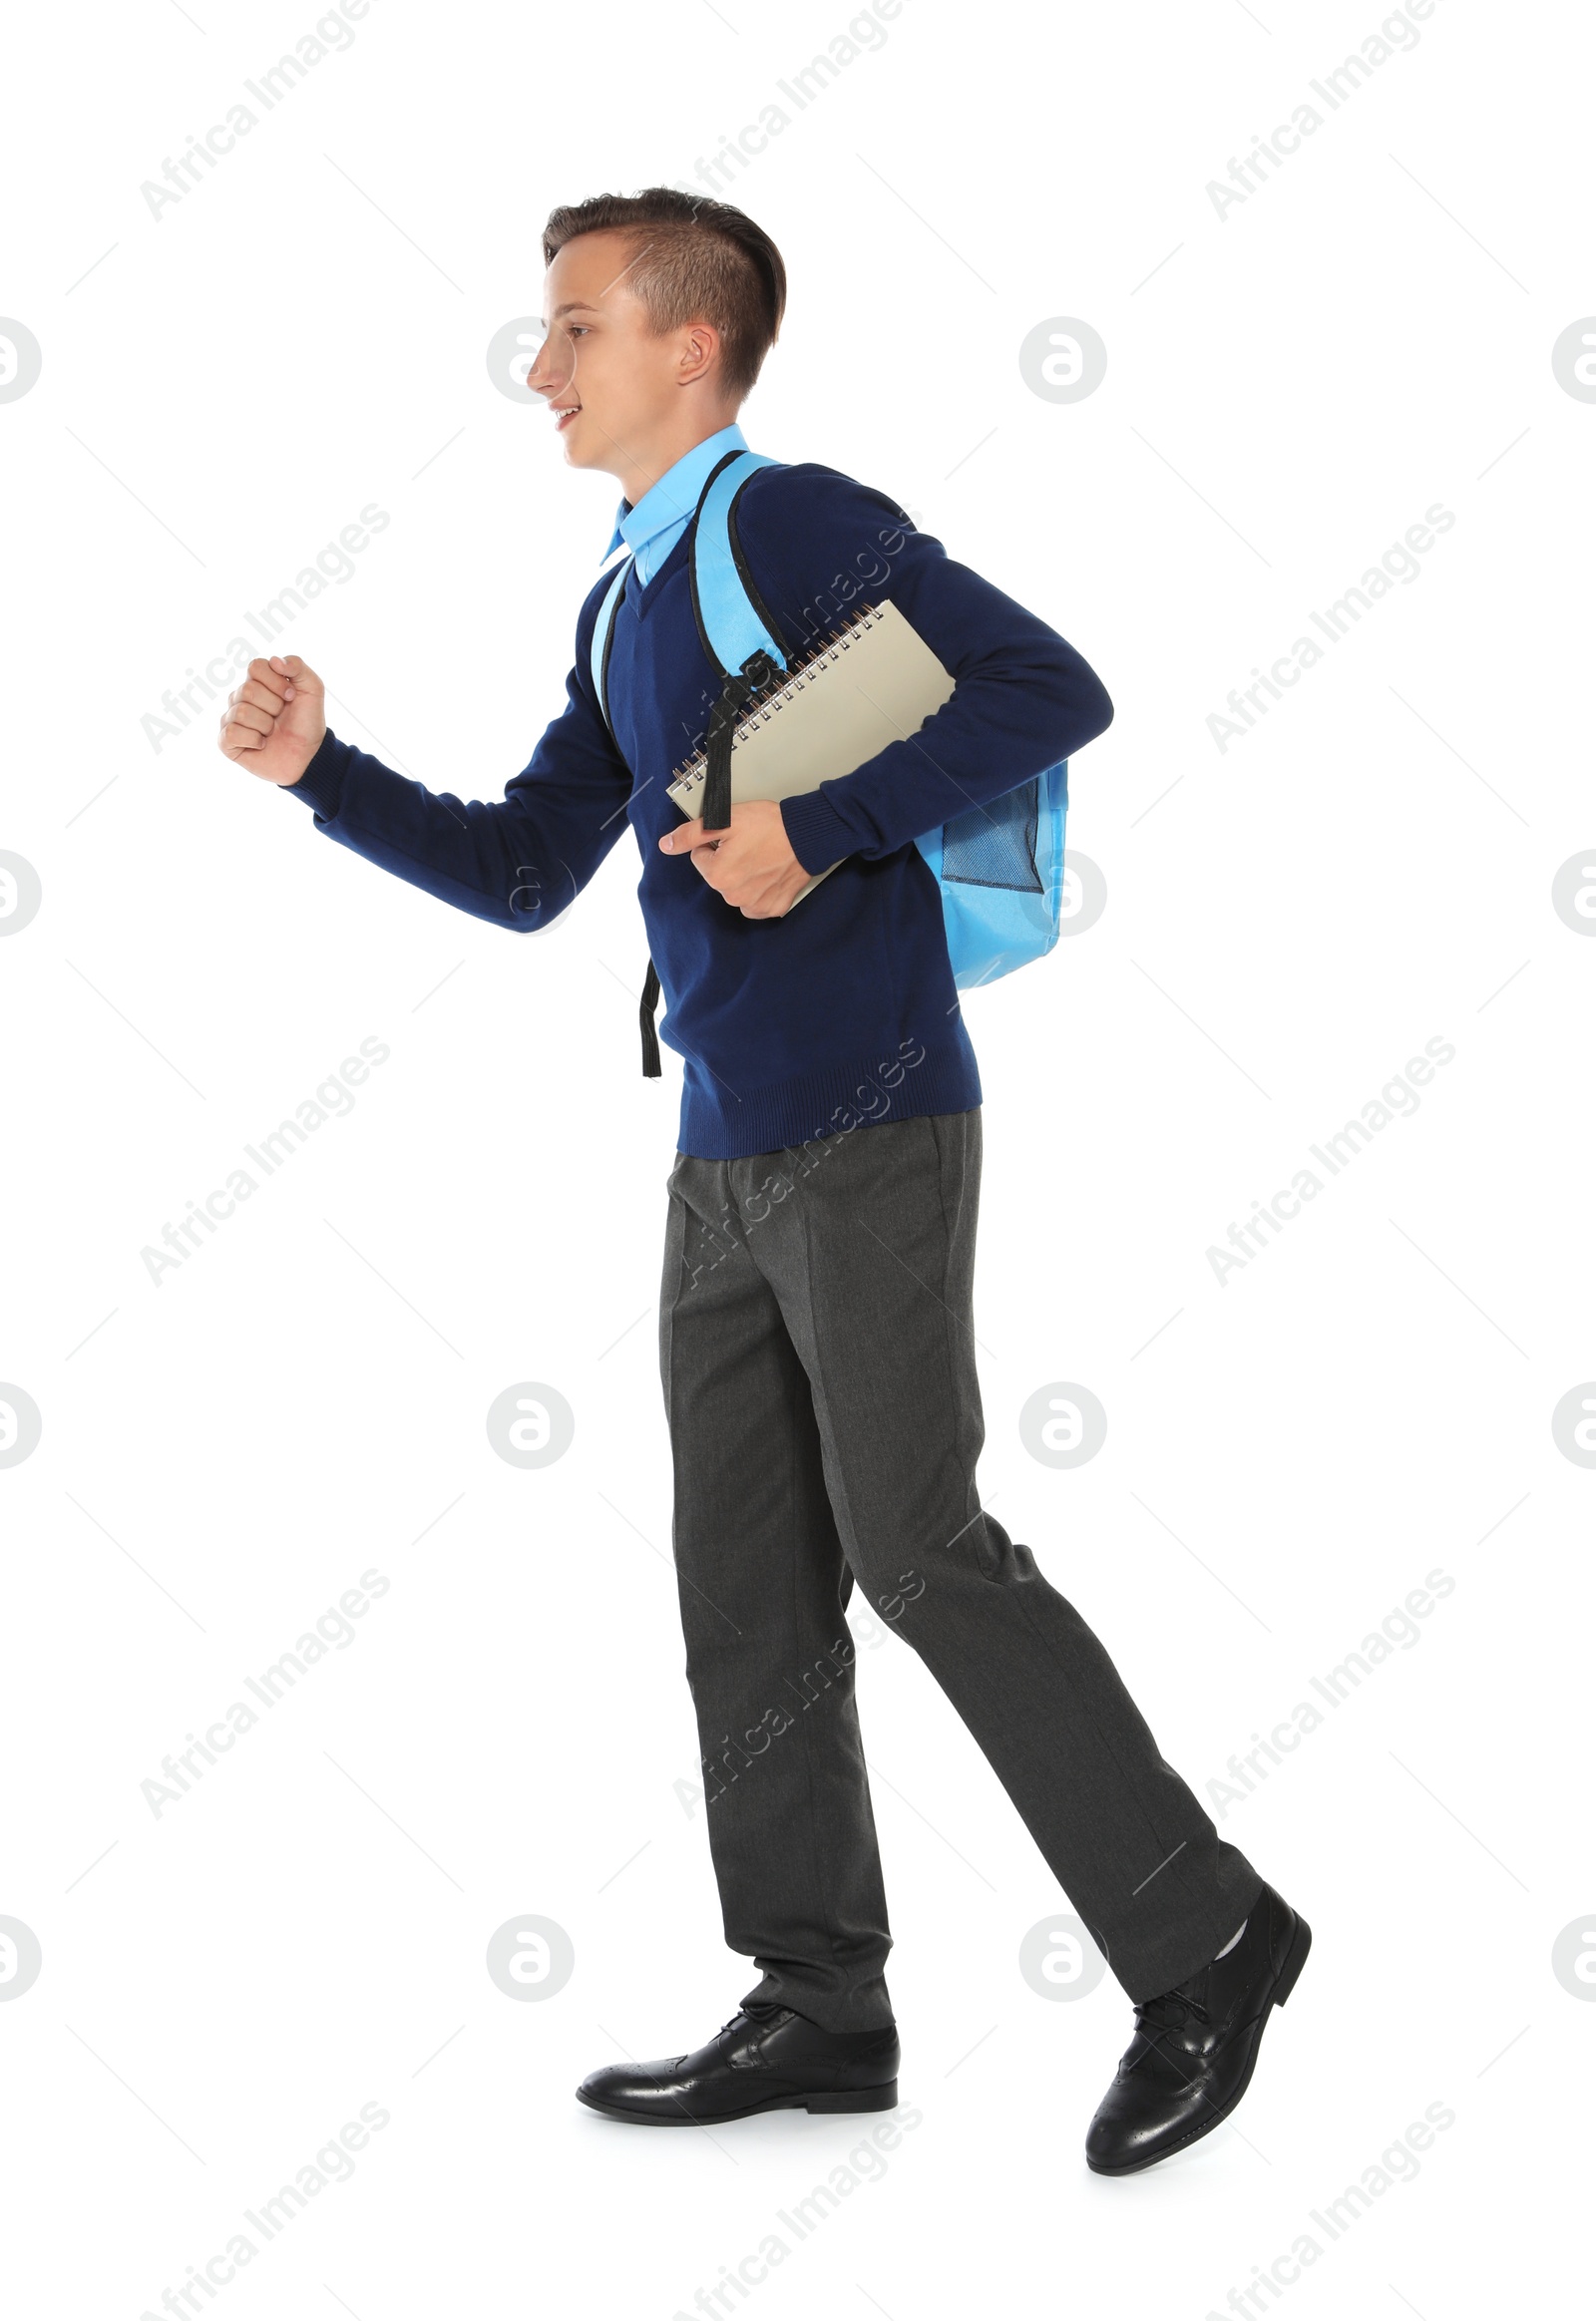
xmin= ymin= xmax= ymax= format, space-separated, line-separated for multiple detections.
xmin=658 ymin=1107 xmax=1262 ymax=2034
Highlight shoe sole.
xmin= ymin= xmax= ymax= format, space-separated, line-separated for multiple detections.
xmin=576 ymin=2079 xmax=900 ymax=2126
xmin=1086 ymin=1909 xmax=1313 ymax=2177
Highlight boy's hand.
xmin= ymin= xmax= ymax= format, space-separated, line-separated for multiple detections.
xmin=217 ymin=654 xmax=327 ymax=787
xmin=660 ymin=799 xmax=812 ymax=918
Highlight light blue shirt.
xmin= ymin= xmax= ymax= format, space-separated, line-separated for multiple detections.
xmin=601 ymin=422 xmax=748 ymax=587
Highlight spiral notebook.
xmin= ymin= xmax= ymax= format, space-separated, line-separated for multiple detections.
xmin=666 ymin=600 xmax=957 ymax=901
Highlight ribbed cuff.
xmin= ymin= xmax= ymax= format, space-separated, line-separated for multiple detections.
xmin=779 ymin=786 xmax=857 ymax=876
xmin=284 ymin=728 xmax=351 ymax=819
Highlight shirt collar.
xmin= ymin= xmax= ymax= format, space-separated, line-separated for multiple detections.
xmin=601 ymin=422 xmax=749 ymax=566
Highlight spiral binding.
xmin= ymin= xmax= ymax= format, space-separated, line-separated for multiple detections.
xmin=670 ymin=602 xmax=886 ymax=794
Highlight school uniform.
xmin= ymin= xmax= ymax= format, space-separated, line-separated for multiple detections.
xmin=286 ymin=423 xmax=1264 ymax=2028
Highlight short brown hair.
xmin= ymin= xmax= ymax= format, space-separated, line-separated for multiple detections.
xmin=541 ymin=188 xmax=786 ymax=403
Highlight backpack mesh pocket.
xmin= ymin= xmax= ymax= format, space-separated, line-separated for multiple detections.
xmin=940 ymin=781 xmax=1043 ymax=892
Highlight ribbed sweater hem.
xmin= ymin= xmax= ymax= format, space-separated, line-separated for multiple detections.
xmin=673 ymin=1029 xmax=983 ymax=1160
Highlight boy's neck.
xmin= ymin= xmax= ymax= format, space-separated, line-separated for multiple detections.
xmin=612 ymin=408 xmax=743 ymax=507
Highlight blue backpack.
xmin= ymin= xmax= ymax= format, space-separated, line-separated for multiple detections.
xmin=591 ymin=449 xmax=1070 ymax=1075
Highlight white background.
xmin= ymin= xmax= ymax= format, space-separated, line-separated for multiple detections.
xmin=1 ymin=0 xmax=1590 ymax=2313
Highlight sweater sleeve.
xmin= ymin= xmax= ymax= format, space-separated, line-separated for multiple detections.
xmin=283 ymin=587 xmax=633 ymax=933
xmin=732 ymin=465 xmax=1114 ymax=876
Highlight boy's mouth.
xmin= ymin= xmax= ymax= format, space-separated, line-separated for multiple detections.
xmin=553 ymin=401 xmax=583 ymax=432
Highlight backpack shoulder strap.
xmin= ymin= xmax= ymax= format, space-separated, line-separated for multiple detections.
xmin=611 ymin=451 xmax=791 ymax=1085
xmin=684 ymin=452 xmax=795 ymax=841
xmin=688 ymin=451 xmax=792 ymax=678
xmin=589 ymin=448 xmax=788 ymax=730
xmin=588 ymin=553 xmax=632 ymax=736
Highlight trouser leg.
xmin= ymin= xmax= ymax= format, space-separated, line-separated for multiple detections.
xmin=659 ymin=1149 xmax=895 ymax=2034
xmin=706 ymin=1108 xmax=1262 ymax=2005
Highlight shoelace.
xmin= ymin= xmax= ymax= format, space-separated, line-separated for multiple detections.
xmin=719 ymin=2002 xmax=784 ymax=2037
xmin=1133 ymin=1985 xmax=1211 ymax=2039
xmin=655 ymin=2005 xmax=785 ymax=2074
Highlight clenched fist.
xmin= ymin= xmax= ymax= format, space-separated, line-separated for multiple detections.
xmin=217 ymin=655 xmax=326 ymax=787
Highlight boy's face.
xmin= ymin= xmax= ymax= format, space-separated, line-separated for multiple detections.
xmin=527 ymin=229 xmax=722 ymax=484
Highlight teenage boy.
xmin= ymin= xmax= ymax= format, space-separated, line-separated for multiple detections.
xmin=218 ymin=189 xmax=1309 ymax=2173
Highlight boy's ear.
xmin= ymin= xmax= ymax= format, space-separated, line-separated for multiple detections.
xmin=678 ymin=321 xmax=721 ymax=384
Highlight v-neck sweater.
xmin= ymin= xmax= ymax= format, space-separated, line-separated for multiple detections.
xmin=284 ymin=457 xmax=1114 ymax=1158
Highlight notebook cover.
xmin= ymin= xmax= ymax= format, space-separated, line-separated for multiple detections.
xmin=665 ymin=600 xmax=956 ymax=904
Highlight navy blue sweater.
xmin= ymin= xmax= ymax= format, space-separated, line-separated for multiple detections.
xmin=286 ymin=460 xmax=1114 ymax=1158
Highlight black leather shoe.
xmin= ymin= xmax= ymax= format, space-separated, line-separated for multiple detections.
xmin=1085 ymin=1882 xmax=1311 ymax=2175
xmin=576 ymin=2002 xmax=900 ymax=2126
